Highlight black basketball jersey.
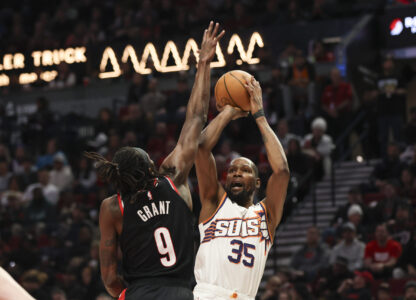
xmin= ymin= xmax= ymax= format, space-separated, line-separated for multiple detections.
xmin=118 ymin=176 xmax=194 ymax=284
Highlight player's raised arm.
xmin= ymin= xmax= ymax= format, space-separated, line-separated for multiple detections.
xmin=160 ymin=22 xmax=225 ymax=204
xmin=196 ymin=106 xmax=247 ymax=222
xmin=245 ymin=77 xmax=290 ymax=236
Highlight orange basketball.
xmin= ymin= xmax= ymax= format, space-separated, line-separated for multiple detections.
xmin=214 ymin=70 xmax=252 ymax=112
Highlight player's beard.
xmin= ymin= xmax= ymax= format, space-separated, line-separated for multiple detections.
xmin=224 ymin=186 xmax=252 ymax=207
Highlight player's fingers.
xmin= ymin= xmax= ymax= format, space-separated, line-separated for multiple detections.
xmin=207 ymin=21 xmax=214 ymax=37
xmin=216 ymin=30 xmax=225 ymax=41
xmin=212 ymin=22 xmax=220 ymax=38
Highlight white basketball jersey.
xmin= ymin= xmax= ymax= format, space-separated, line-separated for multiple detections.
xmin=194 ymin=194 xmax=273 ymax=299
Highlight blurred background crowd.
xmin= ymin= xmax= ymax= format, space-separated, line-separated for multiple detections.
xmin=1 ymin=0 xmax=416 ymax=299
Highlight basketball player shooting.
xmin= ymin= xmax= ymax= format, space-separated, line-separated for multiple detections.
xmin=193 ymin=77 xmax=290 ymax=300
xmin=86 ymin=22 xmax=224 ymax=300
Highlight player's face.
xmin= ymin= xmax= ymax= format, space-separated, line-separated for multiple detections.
xmin=225 ymin=158 xmax=258 ymax=206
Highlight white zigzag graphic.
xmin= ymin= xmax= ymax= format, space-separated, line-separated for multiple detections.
xmin=99 ymin=32 xmax=264 ymax=78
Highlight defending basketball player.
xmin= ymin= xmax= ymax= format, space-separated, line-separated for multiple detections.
xmin=87 ymin=22 xmax=225 ymax=300
xmin=0 ymin=267 xmax=35 ymax=300
xmin=194 ymin=77 xmax=290 ymax=300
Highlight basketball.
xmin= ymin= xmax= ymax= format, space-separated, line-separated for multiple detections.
xmin=215 ymin=70 xmax=252 ymax=111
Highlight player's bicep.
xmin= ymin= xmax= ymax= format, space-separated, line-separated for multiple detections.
xmin=99 ymin=200 xmax=119 ymax=284
xmin=264 ymin=172 xmax=290 ymax=232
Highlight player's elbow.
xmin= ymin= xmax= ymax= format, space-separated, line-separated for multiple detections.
xmin=275 ymin=164 xmax=290 ymax=178
xmin=101 ymin=274 xmax=119 ymax=296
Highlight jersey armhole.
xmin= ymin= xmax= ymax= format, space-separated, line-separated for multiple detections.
xmin=117 ymin=193 xmax=124 ymax=216
xmin=200 ymin=193 xmax=227 ymax=225
xmin=260 ymin=201 xmax=274 ymax=243
xmin=164 ymin=176 xmax=181 ymax=196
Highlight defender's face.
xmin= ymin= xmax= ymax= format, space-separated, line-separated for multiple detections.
xmin=225 ymin=158 xmax=257 ymax=198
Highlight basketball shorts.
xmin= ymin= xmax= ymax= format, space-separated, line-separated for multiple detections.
xmin=119 ymin=278 xmax=193 ymax=300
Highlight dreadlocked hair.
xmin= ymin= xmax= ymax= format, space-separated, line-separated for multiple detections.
xmin=84 ymin=147 xmax=159 ymax=199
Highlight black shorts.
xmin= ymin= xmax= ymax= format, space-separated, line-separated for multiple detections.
xmin=120 ymin=278 xmax=193 ymax=300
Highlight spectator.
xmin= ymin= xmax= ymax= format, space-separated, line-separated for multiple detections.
xmin=48 ymin=62 xmax=77 ymax=89
xmin=398 ymin=168 xmax=416 ymax=200
xmin=310 ymin=40 xmax=334 ymax=63
xmin=314 ymin=256 xmax=353 ymax=299
xmin=17 ymin=156 xmax=38 ymax=190
xmin=290 ymin=226 xmax=329 ymax=281
xmin=404 ymin=107 xmax=416 ymax=144
xmin=36 ymin=138 xmax=64 ymax=170
xmin=166 ymin=77 xmax=190 ymax=124
xmin=286 ymin=51 xmax=316 ymax=115
xmin=372 ymin=181 xmax=403 ymax=223
xmin=330 ymin=223 xmax=365 ymax=271
xmin=260 ymin=275 xmax=282 ymax=300
xmin=397 ymin=228 xmax=416 ymax=278
xmin=346 ymin=204 xmax=369 ymax=242
xmin=321 ymin=68 xmax=353 ymax=139
xmin=0 ymin=159 xmax=12 ymax=192
xmin=21 ymin=269 xmax=50 ymax=300
xmin=372 ymin=143 xmax=407 ymax=186
xmin=51 ymin=287 xmax=67 ymax=300
xmin=376 ymin=282 xmax=393 ymax=300
xmin=49 ymin=153 xmax=74 ymax=192
xmin=303 ymin=117 xmax=334 ymax=178
xmin=286 ymin=138 xmax=313 ymax=177
xmin=372 ymin=56 xmax=407 ymax=156
xmin=73 ymin=157 xmax=97 ymax=194
xmin=140 ymin=78 xmax=167 ymax=120
xmin=364 ymin=223 xmax=402 ymax=278
xmin=126 ymin=73 xmax=148 ymax=104
xmin=11 ymin=146 xmax=26 ymax=174
xmin=94 ymin=108 xmax=117 ymax=136
xmin=337 ymin=271 xmax=373 ymax=300
xmin=405 ymin=280 xmax=416 ymax=300
xmin=25 ymin=187 xmax=54 ymax=224
xmin=331 ymin=187 xmax=368 ymax=226
xmin=389 ymin=202 xmax=414 ymax=248
xmin=276 ymin=119 xmax=302 ymax=152
xmin=23 ymin=169 xmax=59 ymax=206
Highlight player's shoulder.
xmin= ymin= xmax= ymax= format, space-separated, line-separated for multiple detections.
xmin=100 ymin=194 xmax=121 ymax=218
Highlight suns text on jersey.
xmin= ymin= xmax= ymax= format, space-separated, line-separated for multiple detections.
xmin=202 ymin=217 xmax=269 ymax=243
xmin=137 ymin=201 xmax=170 ymax=222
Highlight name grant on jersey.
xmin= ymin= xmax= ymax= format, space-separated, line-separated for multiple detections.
xmin=202 ymin=214 xmax=270 ymax=244
xmin=137 ymin=201 xmax=170 ymax=222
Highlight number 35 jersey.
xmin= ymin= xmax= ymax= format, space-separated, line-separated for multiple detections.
xmin=118 ymin=176 xmax=194 ymax=284
xmin=194 ymin=193 xmax=273 ymax=299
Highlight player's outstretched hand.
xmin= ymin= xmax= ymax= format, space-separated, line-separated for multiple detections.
xmin=217 ymin=104 xmax=249 ymax=120
xmin=199 ymin=21 xmax=225 ymax=63
xmin=245 ymin=76 xmax=263 ymax=116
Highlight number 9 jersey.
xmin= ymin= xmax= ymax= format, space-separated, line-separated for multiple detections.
xmin=118 ymin=176 xmax=194 ymax=285
xmin=194 ymin=193 xmax=273 ymax=300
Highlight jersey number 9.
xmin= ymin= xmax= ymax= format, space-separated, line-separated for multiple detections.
xmin=154 ymin=227 xmax=177 ymax=267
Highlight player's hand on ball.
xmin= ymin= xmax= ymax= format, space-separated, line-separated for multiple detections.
xmin=199 ymin=21 xmax=225 ymax=63
xmin=219 ymin=105 xmax=249 ymax=120
xmin=245 ymin=76 xmax=263 ymax=115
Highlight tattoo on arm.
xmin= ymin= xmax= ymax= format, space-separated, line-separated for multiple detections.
xmin=104 ymin=237 xmax=116 ymax=247
xmin=100 ymin=248 xmax=117 ymax=267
